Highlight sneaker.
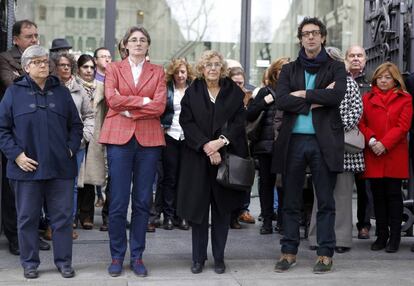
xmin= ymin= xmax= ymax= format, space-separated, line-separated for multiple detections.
xmin=274 ymin=253 xmax=296 ymax=272
xmin=238 ymin=211 xmax=255 ymax=224
xmin=130 ymin=259 xmax=148 ymax=277
xmin=108 ymin=259 xmax=123 ymax=277
xmin=313 ymin=256 xmax=332 ymax=274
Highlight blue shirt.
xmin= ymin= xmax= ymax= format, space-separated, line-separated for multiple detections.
xmin=292 ymin=71 xmax=316 ymax=134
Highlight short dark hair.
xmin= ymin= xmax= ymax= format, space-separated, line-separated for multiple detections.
xmin=12 ymin=20 xmax=37 ymax=37
xmin=297 ymin=17 xmax=327 ymax=42
xmin=77 ymin=54 xmax=95 ymax=69
xmin=93 ymin=47 xmax=110 ymax=58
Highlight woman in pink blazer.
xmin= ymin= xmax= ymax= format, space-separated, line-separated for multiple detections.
xmin=99 ymin=26 xmax=166 ymax=277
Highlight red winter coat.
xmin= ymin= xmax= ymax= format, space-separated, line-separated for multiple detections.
xmin=358 ymin=86 xmax=412 ymax=178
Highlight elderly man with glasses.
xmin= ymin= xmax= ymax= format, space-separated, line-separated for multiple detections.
xmin=0 ymin=45 xmax=83 ymax=279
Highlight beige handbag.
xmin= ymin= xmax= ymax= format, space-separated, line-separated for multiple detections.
xmin=344 ymin=127 xmax=365 ymax=153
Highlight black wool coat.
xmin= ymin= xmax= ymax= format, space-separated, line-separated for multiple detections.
xmin=246 ymin=86 xmax=277 ymax=155
xmin=272 ymin=56 xmax=347 ymax=174
xmin=177 ymin=77 xmax=248 ymax=224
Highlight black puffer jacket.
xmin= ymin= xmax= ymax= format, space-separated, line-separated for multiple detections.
xmin=246 ymin=86 xmax=277 ymax=155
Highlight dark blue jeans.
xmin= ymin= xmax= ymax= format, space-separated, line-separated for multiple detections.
xmin=107 ymin=138 xmax=161 ymax=261
xmin=281 ymin=135 xmax=336 ymax=257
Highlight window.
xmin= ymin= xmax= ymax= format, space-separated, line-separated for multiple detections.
xmin=86 ymin=37 xmax=97 ymax=51
xmin=39 ymin=5 xmax=47 ymax=20
xmin=65 ymin=7 xmax=75 ymax=18
xmin=65 ymin=36 xmax=75 ymax=49
xmin=79 ymin=7 xmax=84 ymax=19
xmin=87 ymin=7 xmax=97 ymax=19
xmin=78 ymin=37 xmax=83 ymax=51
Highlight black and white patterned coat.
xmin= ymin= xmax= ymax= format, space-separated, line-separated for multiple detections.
xmin=340 ymin=76 xmax=365 ymax=172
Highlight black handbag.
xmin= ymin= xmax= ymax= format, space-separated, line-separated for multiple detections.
xmin=216 ymin=151 xmax=256 ymax=192
xmin=246 ymin=110 xmax=265 ymax=143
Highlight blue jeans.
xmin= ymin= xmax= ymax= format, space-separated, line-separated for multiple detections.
xmin=281 ymin=135 xmax=336 ymax=257
xmin=73 ymin=148 xmax=85 ymax=220
xmin=106 ymin=137 xmax=161 ymax=261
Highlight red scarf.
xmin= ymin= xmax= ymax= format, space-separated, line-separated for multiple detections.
xmin=372 ymin=85 xmax=397 ymax=106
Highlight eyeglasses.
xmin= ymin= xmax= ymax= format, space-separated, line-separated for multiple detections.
xmin=57 ymin=63 xmax=71 ymax=68
xmin=81 ymin=65 xmax=95 ymax=70
xmin=96 ymin=55 xmax=112 ymax=59
xmin=127 ymin=37 xmax=148 ymax=44
xmin=301 ymin=30 xmax=321 ymax=38
xmin=204 ymin=62 xmax=222 ymax=69
xmin=30 ymin=59 xmax=49 ymax=67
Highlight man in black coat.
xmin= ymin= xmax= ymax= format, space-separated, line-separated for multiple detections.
xmin=272 ymin=17 xmax=346 ymax=274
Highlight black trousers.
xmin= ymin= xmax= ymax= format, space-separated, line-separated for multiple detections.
xmin=77 ymin=184 xmax=95 ymax=224
xmin=1 ymin=153 xmax=17 ymax=243
xmin=370 ymin=178 xmax=403 ymax=240
xmin=191 ymin=197 xmax=230 ymax=263
xmin=159 ymin=135 xmax=184 ymax=219
xmin=355 ymin=174 xmax=373 ymax=230
xmin=281 ymin=135 xmax=336 ymax=257
xmin=257 ymin=154 xmax=276 ymax=225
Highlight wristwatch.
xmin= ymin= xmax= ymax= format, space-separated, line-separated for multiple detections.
xmin=219 ymin=135 xmax=229 ymax=146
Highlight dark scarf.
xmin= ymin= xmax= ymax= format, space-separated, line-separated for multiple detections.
xmin=298 ymin=46 xmax=328 ymax=74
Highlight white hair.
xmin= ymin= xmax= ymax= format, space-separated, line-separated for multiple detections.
xmin=21 ymin=45 xmax=49 ymax=69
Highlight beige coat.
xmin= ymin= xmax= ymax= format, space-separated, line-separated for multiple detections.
xmin=78 ymin=82 xmax=107 ymax=187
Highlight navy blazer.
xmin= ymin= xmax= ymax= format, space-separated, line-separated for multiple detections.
xmin=0 ymin=75 xmax=83 ymax=180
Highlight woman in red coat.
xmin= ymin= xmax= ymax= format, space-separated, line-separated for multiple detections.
xmin=359 ymin=62 xmax=412 ymax=253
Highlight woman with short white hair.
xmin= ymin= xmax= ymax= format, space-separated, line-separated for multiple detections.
xmin=0 ymin=45 xmax=83 ymax=279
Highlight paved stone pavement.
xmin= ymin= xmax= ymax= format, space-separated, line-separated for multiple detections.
xmin=1 ymin=196 xmax=414 ymax=285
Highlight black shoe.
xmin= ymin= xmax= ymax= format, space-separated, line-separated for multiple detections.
xmin=23 ymin=267 xmax=38 ymax=279
xmin=178 ymin=219 xmax=190 ymax=230
xmin=214 ymin=260 xmax=226 ymax=274
xmin=385 ymin=237 xmax=400 ymax=253
xmin=39 ymin=238 xmax=51 ymax=251
xmin=9 ymin=240 xmax=20 ymax=256
xmin=371 ymin=238 xmax=387 ymax=251
xmin=58 ymin=265 xmax=75 ymax=278
xmin=335 ymin=247 xmax=350 ymax=253
xmin=309 ymin=245 xmax=317 ymax=251
xmin=163 ymin=218 xmax=174 ymax=230
xmin=260 ymin=224 xmax=273 ymax=235
xmin=230 ymin=219 xmax=241 ymax=229
xmin=191 ymin=261 xmax=204 ymax=274
xmin=100 ymin=223 xmax=108 ymax=232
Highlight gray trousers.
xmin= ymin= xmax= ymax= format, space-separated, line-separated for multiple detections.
xmin=309 ymin=172 xmax=354 ymax=248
